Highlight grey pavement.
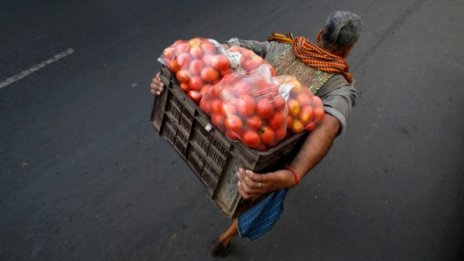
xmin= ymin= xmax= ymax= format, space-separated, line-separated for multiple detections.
xmin=0 ymin=0 xmax=463 ymax=260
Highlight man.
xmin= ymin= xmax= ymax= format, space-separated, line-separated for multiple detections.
xmin=151 ymin=11 xmax=362 ymax=257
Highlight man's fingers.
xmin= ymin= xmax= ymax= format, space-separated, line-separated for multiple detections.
xmin=237 ymin=169 xmax=257 ymax=189
xmin=150 ymin=87 xmax=162 ymax=96
xmin=151 ymin=84 xmax=164 ymax=93
xmin=237 ymin=181 xmax=260 ymax=200
xmin=244 ymin=169 xmax=265 ymax=184
xmin=150 ymin=72 xmax=165 ymax=96
xmin=238 ymin=172 xmax=268 ymax=195
xmin=236 ymin=168 xmax=272 ymax=201
xmin=237 ymin=181 xmax=248 ymax=198
xmin=151 ymin=79 xmax=164 ymax=88
xmin=241 ymin=173 xmax=257 ymax=189
xmin=237 ymin=168 xmax=267 ymax=189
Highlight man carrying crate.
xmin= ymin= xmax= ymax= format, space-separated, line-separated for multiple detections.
xmin=151 ymin=11 xmax=362 ymax=257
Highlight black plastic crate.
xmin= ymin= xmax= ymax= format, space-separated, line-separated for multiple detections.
xmin=150 ymin=66 xmax=307 ymax=218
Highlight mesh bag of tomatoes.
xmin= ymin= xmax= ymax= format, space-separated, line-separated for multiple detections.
xmin=158 ymin=37 xmax=232 ymax=104
xmin=275 ymin=75 xmax=325 ymax=133
xmin=200 ymin=65 xmax=288 ymax=151
xmin=159 ymin=39 xmax=325 ymax=151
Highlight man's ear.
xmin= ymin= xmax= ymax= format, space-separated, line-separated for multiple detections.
xmin=339 ymin=44 xmax=354 ymax=58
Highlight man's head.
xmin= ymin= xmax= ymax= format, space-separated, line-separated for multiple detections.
xmin=317 ymin=11 xmax=362 ymax=58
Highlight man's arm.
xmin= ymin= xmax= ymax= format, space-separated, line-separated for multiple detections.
xmin=237 ymin=113 xmax=340 ymax=200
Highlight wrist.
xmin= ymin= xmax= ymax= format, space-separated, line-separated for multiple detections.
xmin=285 ymin=165 xmax=300 ymax=187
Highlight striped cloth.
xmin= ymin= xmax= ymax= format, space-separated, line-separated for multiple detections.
xmin=238 ymin=189 xmax=289 ymax=241
xmin=267 ymin=32 xmax=353 ymax=83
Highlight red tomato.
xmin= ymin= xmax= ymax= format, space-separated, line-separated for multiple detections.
xmin=176 ymin=43 xmax=190 ymax=53
xmin=212 ymin=84 xmax=223 ymax=98
xmin=188 ymin=76 xmax=204 ymax=91
xmin=187 ymin=90 xmax=202 ymax=104
xmin=242 ymin=130 xmax=261 ymax=148
xmin=212 ymin=55 xmax=230 ymax=71
xmin=222 ymin=103 xmax=237 ymax=115
xmin=254 ymin=78 xmax=270 ymax=90
xmin=199 ymin=97 xmax=212 ymax=115
xmin=202 ymin=54 xmax=214 ymax=66
xmin=268 ymin=85 xmax=279 ymax=97
xmin=237 ymin=95 xmax=256 ymax=117
xmin=163 ymin=47 xmax=176 ymax=61
xmin=260 ymin=126 xmax=276 ymax=147
xmin=287 ymin=117 xmax=293 ymax=130
xmin=246 ymin=115 xmax=263 ymax=131
xmin=234 ymin=82 xmax=252 ymax=96
xmin=225 ymin=115 xmax=243 ymax=133
xmin=179 ymin=82 xmax=189 ymax=92
xmin=210 ymin=99 xmax=223 ymax=114
xmin=220 ymin=68 xmax=233 ymax=77
xmin=225 ymin=129 xmax=241 ymax=140
xmin=200 ymin=84 xmax=211 ymax=95
xmin=256 ymin=98 xmax=275 ymax=120
xmin=200 ymin=67 xmax=219 ymax=83
xmin=189 ymin=59 xmax=204 ymax=76
xmin=275 ymin=127 xmax=287 ymax=141
xmin=167 ymin=59 xmax=180 ymax=72
xmin=272 ymin=95 xmax=286 ymax=111
xmin=176 ymin=52 xmax=192 ymax=68
xmin=242 ymin=59 xmax=258 ymax=72
xmin=176 ymin=69 xmax=191 ymax=83
xmin=297 ymin=92 xmax=312 ymax=106
xmin=221 ymin=88 xmax=236 ymax=100
xmin=189 ymin=46 xmax=203 ymax=59
xmin=211 ymin=113 xmax=225 ymax=131
xmin=221 ymin=73 xmax=240 ymax=86
xmin=269 ymin=111 xmax=286 ymax=130
xmin=176 ymin=43 xmax=190 ymax=54
xmin=188 ymin=38 xmax=202 ymax=47
xmin=201 ymin=41 xmax=216 ymax=54
xmin=239 ymin=47 xmax=254 ymax=57
xmin=202 ymin=85 xmax=214 ymax=97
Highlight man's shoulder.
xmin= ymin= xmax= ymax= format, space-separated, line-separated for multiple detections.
xmin=318 ymin=74 xmax=355 ymax=97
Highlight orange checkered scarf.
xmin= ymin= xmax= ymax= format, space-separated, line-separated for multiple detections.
xmin=268 ymin=32 xmax=353 ymax=83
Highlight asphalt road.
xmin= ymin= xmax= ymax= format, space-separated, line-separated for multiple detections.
xmin=1 ymin=0 xmax=463 ymax=260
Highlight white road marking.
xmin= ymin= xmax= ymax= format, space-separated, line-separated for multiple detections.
xmin=0 ymin=48 xmax=74 ymax=89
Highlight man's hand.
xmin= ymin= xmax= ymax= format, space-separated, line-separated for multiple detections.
xmin=236 ymin=168 xmax=295 ymax=201
xmin=150 ymin=72 xmax=164 ymax=96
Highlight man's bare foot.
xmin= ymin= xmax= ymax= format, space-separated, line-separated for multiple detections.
xmin=209 ymin=238 xmax=232 ymax=257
